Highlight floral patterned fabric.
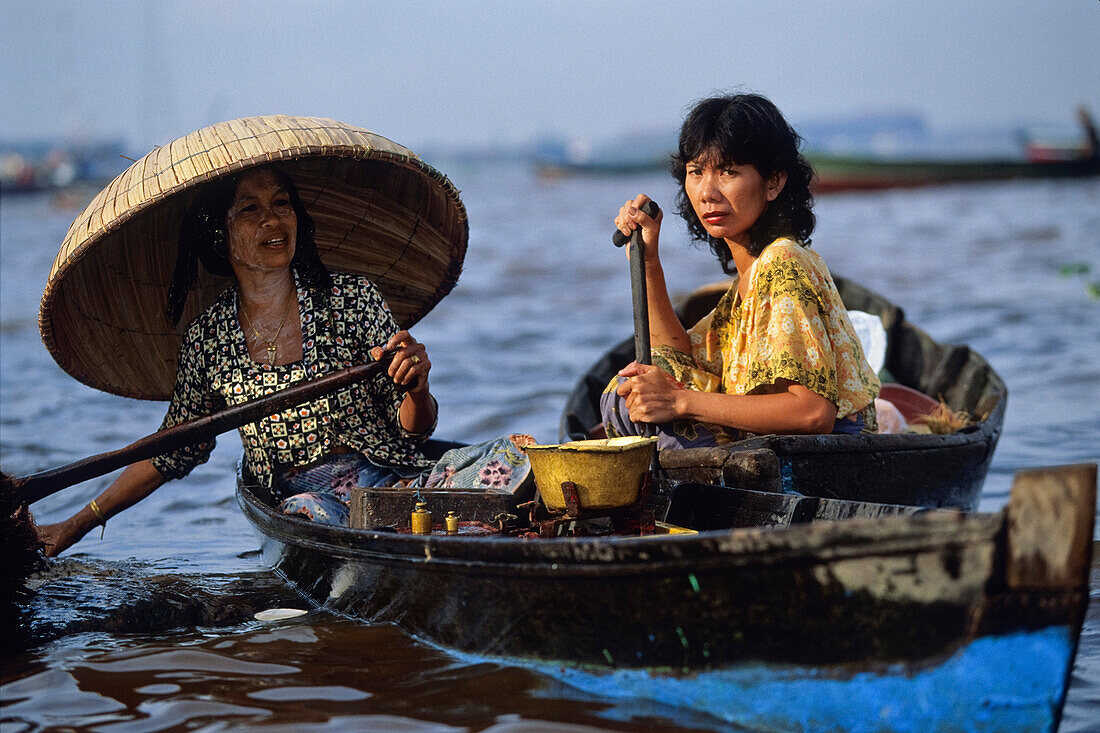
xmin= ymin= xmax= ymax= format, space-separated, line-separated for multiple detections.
xmin=151 ymin=271 xmax=435 ymax=490
xmin=275 ymin=438 xmax=535 ymax=527
xmin=277 ymin=454 xmax=402 ymax=525
xmin=685 ymin=238 xmax=879 ymax=428
xmin=416 ymin=435 xmax=533 ymax=494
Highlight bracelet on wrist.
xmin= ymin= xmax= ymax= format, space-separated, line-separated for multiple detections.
xmin=89 ymin=499 xmax=107 ymax=539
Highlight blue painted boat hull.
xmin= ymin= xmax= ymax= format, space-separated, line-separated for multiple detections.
xmin=507 ymin=626 xmax=1077 ymax=732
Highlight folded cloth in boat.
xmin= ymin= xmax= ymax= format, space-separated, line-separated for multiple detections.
xmin=277 ymin=437 xmax=534 ymax=526
xmin=414 ymin=435 xmax=534 ymax=496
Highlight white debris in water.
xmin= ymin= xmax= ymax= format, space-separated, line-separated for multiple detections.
xmin=254 ymin=608 xmax=308 ymax=622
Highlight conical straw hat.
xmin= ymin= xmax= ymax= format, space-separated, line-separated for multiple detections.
xmin=39 ymin=115 xmax=468 ymax=400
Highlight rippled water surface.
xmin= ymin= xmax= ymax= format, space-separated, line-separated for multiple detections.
xmin=2 ymin=166 xmax=1098 ymax=731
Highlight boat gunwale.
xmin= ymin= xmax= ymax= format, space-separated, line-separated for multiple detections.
xmin=237 ymin=478 xmax=1004 ymax=575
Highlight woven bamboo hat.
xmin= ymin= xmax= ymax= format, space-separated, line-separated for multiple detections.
xmin=39 ymin=115 xmax=468 ymax=400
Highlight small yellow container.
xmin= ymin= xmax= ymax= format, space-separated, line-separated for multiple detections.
xmin=411 ymin=501 xmax=432 ymax=535
xmin=523 ymin=436 xmax=657 ymax=512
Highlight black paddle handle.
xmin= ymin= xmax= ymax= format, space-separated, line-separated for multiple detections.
xmin=12 ymin=350 xmax=399 ymax=505
xmin=612 ymin=200 xmax=660 ymax=365
xmin=611 ymin=199 xmax=660 ymax=248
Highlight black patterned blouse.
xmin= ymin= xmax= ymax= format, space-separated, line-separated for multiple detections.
xmin=151 ymin=271 xmax=435 ymax=489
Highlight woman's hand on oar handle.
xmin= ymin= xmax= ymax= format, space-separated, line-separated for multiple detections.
xmin=372 ymin=331 xmax=430 ymax=394
xmin=615 ymin=361 xmax=686 ymax=425
xmin=372 ymin=331 xmax=436 ymax=436
xmin=614 ymin=196 xmax=662 ymax=260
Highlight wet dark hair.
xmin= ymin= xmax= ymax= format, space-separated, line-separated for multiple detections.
xmin=670 ymin=93 xmax=816 ymax=273
xmin=166 ymin=165 xmax=332 ymax=326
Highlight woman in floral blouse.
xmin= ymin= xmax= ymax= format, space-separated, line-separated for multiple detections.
xmin=39 ymin=166 xmax=530 ymax=555
xmin=601 ymin=94 xmax=879 ymax=449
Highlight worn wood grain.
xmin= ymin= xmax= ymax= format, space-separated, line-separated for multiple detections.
xmin=1007 ymin=463 xmax=1096 ymax=590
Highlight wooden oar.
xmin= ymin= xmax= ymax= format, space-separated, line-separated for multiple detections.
xmin=6 ymin=350 xmax=397 ymax=505
xmin=612 ymin=199 xmax=661 ymax=366
xmin=613 ymin=200 xmax=661 ymax=444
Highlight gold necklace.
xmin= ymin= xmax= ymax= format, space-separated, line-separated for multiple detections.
xmin=239 ymin=295 xmax=295 ymax=366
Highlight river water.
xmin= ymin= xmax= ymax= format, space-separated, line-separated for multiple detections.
xmin=2 ymin=164 xmax=1098 ymax=731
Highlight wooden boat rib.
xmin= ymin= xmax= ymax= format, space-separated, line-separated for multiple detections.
xmin=560 ymin=276 xmax=1007 ymax=510
xmin=238 ymin=464 xmax=1095 ymax=731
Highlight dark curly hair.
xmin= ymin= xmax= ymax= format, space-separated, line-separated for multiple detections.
xmin=670 ymin=94 xmax=816 ymax=274
xmin=166 ymin=165 xmax=332 ymax=326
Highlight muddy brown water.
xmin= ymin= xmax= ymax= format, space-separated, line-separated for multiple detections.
xmin=3 ymin=166 xmax=1098 ymax=731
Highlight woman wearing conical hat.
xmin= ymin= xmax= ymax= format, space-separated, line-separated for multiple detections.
xmin=36 ymin=117 xmax=532 ymax=555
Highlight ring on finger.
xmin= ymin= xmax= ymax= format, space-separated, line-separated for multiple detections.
xmin=411 ymin=355 xmax=421 ymax=365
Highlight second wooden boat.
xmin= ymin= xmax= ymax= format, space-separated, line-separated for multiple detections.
xmin=561 ymin=276 xmax=1007 ymax=510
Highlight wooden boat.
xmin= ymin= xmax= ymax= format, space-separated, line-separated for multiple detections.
xmin=533 ymin=123 xmax=1100 ymax=192
xmin=536 ymin=151 xmax=1100 ymax=192
xmin=811 ymin=106 xmax=1100 ymax=193
xmin=810 ymin=151 xmax=1100 ymax=194
xmin=560 ymin=276 xmax=1007 ymax=510
xmin=537 ymin=156 xmax=669 ymax=179
xmin=238 ymin=463 xmax=1095 ymax=732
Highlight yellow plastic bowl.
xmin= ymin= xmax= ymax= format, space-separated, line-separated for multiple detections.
xmin=523 ymin=436 xmax=657 ymax=512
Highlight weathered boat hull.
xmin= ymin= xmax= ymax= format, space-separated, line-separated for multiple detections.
xmin=561 ymin=277 xmax=1007 ymax=510
xmin=238 ymin=465 xmax=1093 ymax=732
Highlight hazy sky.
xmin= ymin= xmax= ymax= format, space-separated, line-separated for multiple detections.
xmin=3 ymin=0 xmax=1098 ymax=152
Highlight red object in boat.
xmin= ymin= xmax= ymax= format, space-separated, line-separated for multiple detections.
xmin=878 ymin=383 xmax=940 ymax=423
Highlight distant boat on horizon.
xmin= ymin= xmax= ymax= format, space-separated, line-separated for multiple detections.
xmin=0 ymin=139 xmax=130 ymax=197
xmin=534 ymin=109 xmax=1100 ymax=193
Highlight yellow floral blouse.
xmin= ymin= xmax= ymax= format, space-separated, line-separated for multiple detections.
xmin=668 ymin=238 xmax=879 ymax=430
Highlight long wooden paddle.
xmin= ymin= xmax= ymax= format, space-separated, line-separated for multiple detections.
xmin=7 ymin=350 xmax=398 ymax=505
xmin=613 ymin=200 xmax=661 ymax=443
xmin=612 ymin=199 xmax=660 ymax=365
